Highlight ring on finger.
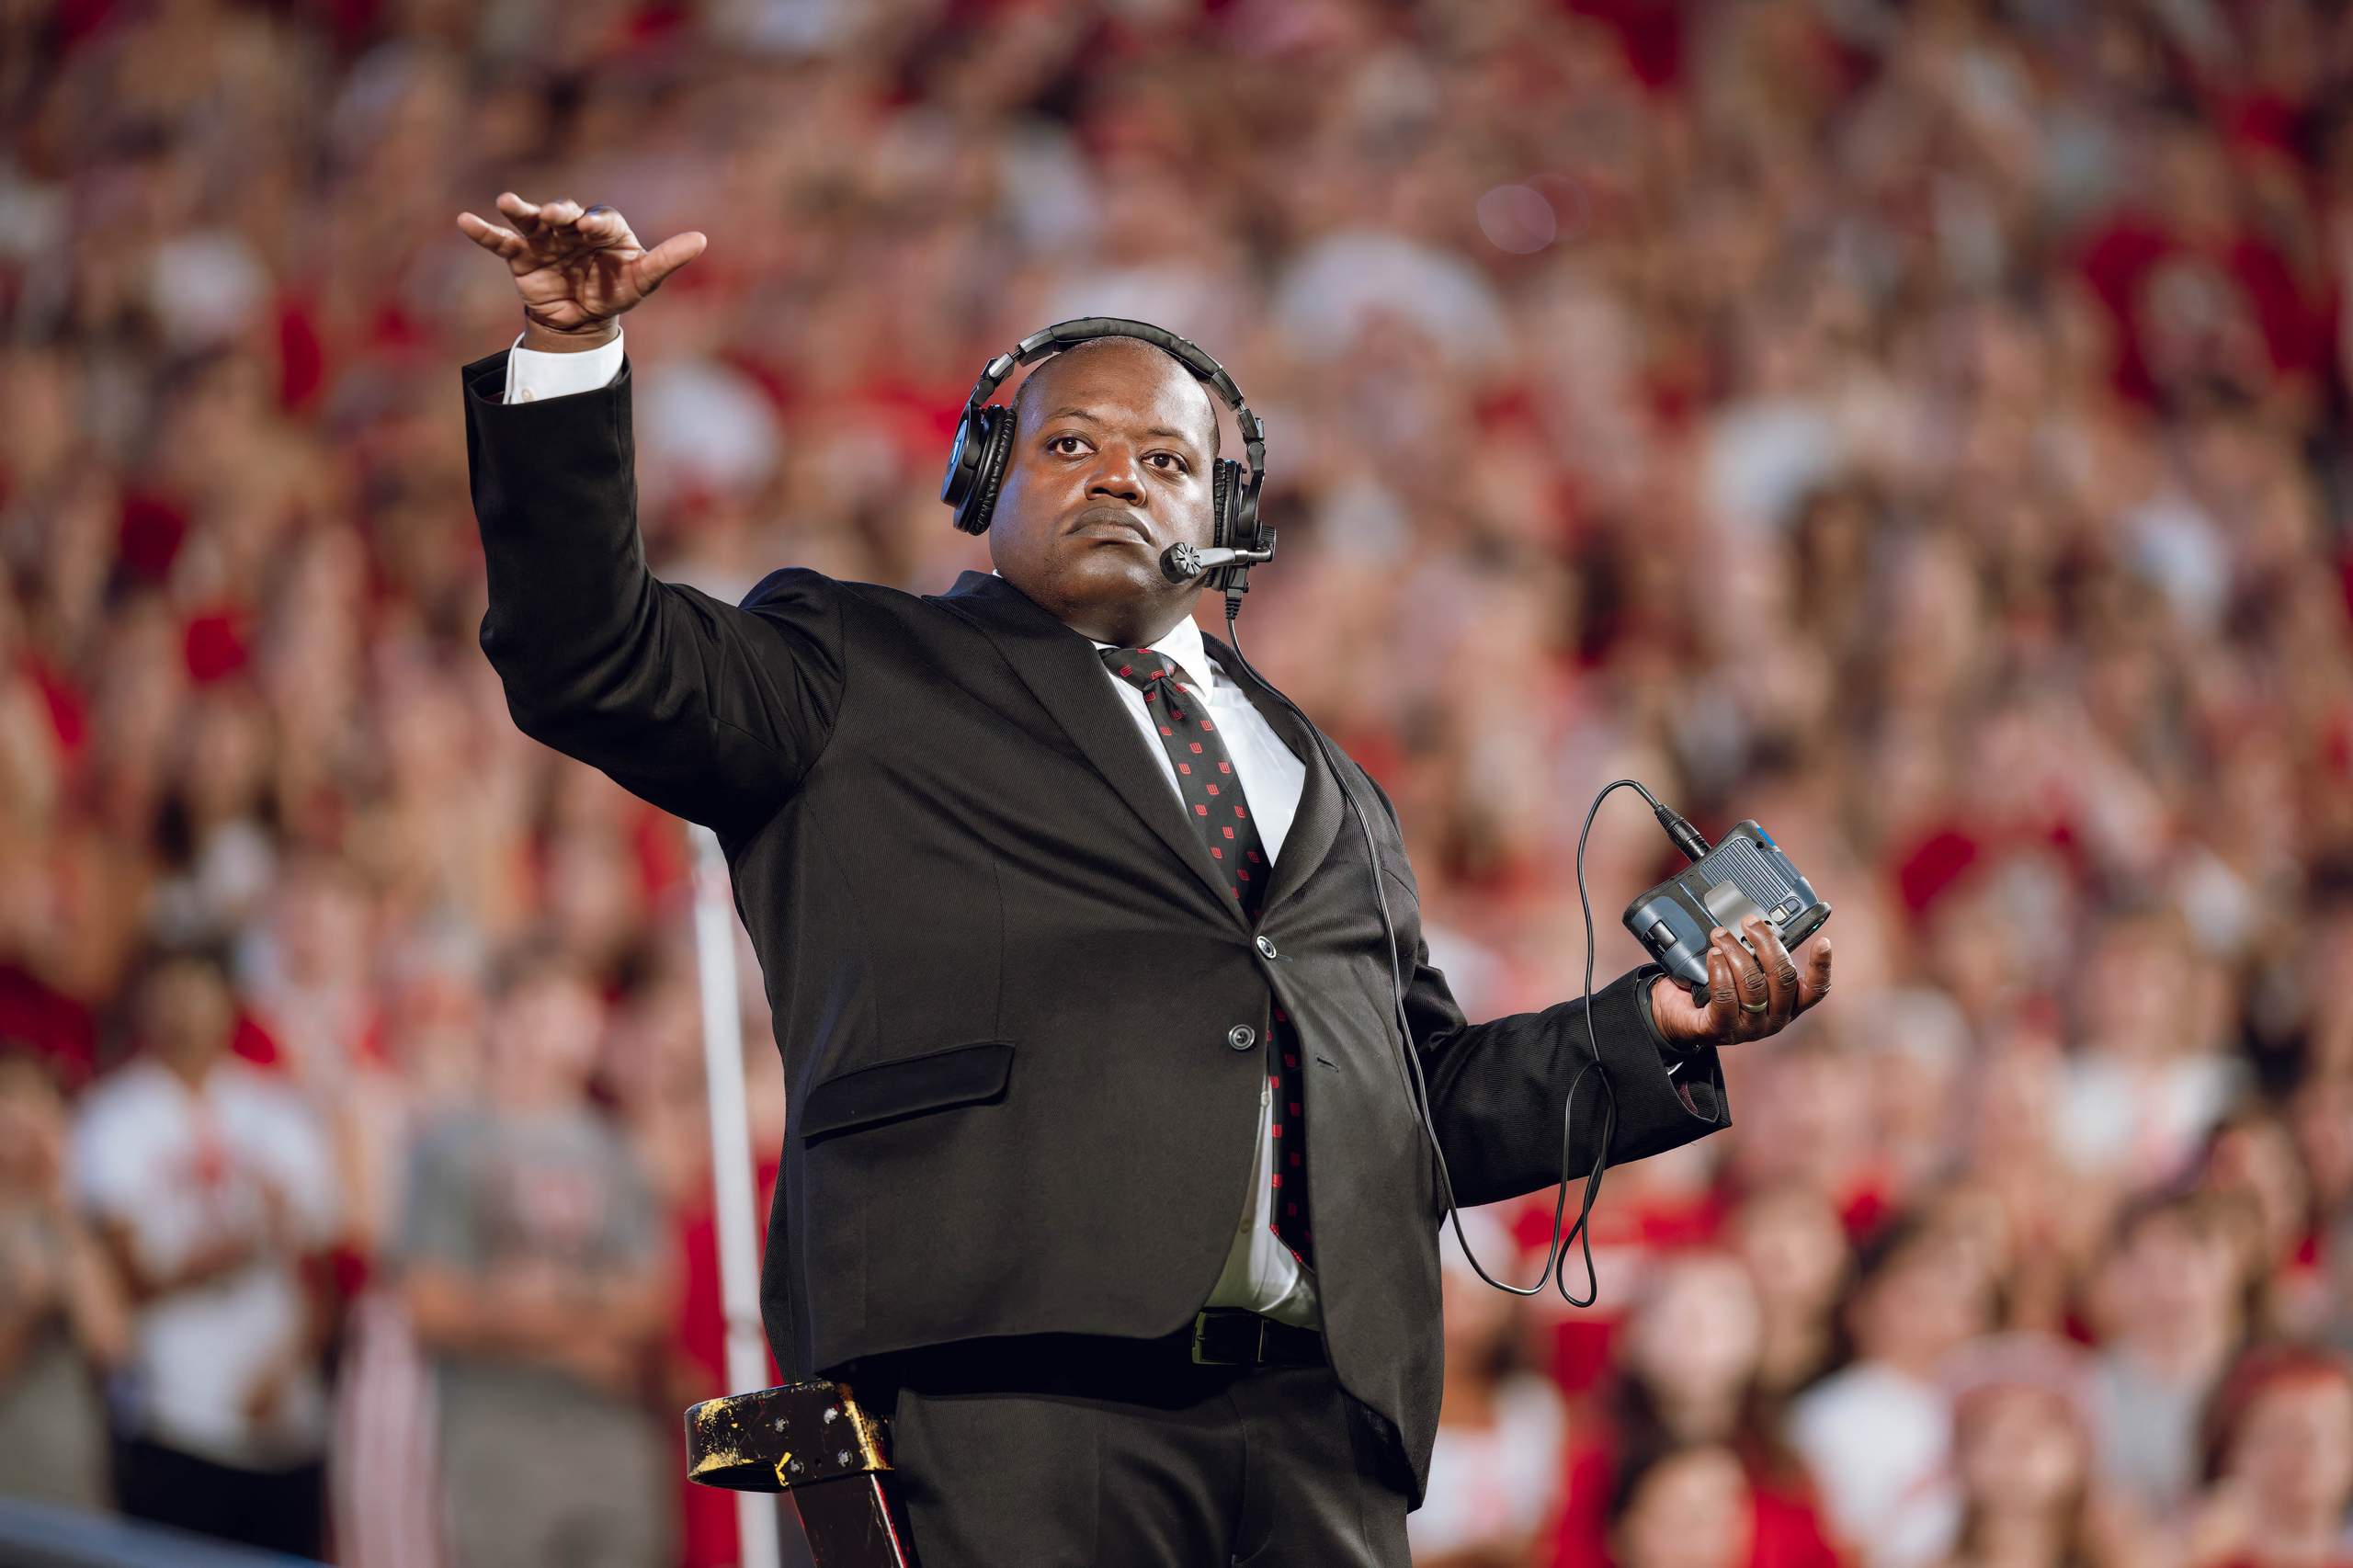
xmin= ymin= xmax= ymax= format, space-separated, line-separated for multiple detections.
xmin=1739 ymin=997 xmax=1768 ymax=1014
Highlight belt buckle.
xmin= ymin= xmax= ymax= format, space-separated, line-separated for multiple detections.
xmin=1189 ymin=1311 xmax=1269 ymax=1367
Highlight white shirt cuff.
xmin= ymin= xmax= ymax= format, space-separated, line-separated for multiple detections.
xmin=503 ymin=327 xmax=625 ymax=403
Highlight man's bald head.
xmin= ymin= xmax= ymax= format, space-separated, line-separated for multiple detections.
xmin=1010 ymin=335 xmax=1222 ymax=464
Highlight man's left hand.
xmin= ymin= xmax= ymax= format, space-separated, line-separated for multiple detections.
xmin=1647 ymin=915 xmax=1831 ymax=1048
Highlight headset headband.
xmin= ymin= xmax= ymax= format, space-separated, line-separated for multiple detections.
xmin=957 ymin=317 xmax=1267 ymax=486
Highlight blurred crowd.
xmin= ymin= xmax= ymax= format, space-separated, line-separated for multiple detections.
xmin=4 ymin=0 xmax=2353 ymax=1565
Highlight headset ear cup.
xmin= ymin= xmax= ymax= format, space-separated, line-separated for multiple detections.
xmin=1211 ymin=460 xmax=1233 ymax=552
xmin=940 ymin=408 xmax=982 ymax=519
xmin=954 ymin=406 xmax=1015 ymax=536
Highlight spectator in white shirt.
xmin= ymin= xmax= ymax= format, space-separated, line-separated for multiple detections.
xmin=2084 ymin=1189 xmax=2245 ymax=1520
xmin=1790 ymin=1212 xmax=1995 ymax=1568
xmin=70 ymin=945 xmax=340 ymax=1557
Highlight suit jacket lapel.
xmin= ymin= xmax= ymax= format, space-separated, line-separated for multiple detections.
xmin=1200 ymin=626 xmax=1346 ymax=923
xmin=935 ymin=572 xmax=1250 ymax=933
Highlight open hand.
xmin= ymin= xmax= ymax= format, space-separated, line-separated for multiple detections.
xmin=456 ymin=192 xmax=706 ymax=348
xmin=1648 ymin=915 xmax=1831 ymax=1048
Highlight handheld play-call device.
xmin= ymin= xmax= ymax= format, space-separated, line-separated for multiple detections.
xmin=1624 ymin=818 xmax=1832 ymax=1004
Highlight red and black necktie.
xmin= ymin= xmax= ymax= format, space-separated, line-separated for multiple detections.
xmin=1099 ymin=646 xmax=1312 ymax=1267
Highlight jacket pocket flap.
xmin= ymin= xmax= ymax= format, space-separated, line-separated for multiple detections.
xmin=800 ymin=1040 xmax=1015 ymax=1141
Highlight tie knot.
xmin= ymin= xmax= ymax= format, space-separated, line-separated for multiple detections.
xmin=1098 ymin=646 xmax=1185 ymax=694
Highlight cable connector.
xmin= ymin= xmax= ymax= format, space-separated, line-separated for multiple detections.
xmin=1654 ymin=804 xmax=1712 ymax=864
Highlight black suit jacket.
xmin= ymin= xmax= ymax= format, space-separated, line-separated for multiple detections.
xmin=460 ymin=348 xmax=1730 ymax=1504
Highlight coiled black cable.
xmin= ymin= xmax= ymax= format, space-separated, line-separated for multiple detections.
xmin=1217 ymin=590 xmax=1662 ymax=1305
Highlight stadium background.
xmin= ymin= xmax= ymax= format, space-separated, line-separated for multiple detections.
xmin=4 ymin=1 xmax=2353 ymax=1565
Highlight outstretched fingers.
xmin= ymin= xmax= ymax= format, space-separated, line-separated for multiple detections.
xmin=634 ymin=230 xmax=708 ymax=293
xmin=466 ymin=192 xmax=703 ymax=327
xmin=496 ymin=192 xmax=592 ymax=248
xmin=455 ymin=211 xmax=524 ymax=257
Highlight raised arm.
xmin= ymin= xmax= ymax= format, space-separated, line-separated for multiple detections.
xmin=457 ymin=194 xmax=843 ymax=834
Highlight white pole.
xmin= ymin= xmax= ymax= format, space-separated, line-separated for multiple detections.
xmin=690 ymin=824 xmax=784 ymax=1568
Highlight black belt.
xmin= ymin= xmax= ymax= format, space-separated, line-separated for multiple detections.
xmin=1189 ymin=1308 xmax=1325 ymax=1368
xmin=853 ymin=1316 xmax=1327 ymax=1407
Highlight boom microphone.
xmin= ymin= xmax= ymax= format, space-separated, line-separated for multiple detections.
xmin=1160 ymin=541 xmax=1276 ymax=583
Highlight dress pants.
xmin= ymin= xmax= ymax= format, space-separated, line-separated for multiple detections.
xmin=854 ymin=1328 xmax=1412 ymax=1567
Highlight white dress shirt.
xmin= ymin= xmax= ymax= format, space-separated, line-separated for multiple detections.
xmin=507 ymin=337 xmax=1322 ymax=1328
xmin=502 ymin=328 xmax=627 ymax=401
xmin=1001 ymin=570 xmax=1319 ymax=1328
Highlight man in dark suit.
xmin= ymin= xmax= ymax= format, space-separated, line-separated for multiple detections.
xmin=456 ymin=191 xmax=1832 ymax=1566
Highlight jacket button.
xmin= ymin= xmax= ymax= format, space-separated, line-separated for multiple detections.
xmin=1256 ymin=935 xmax=1279 ymax=960
xmin=1227 ymin=1025 xmax=1256 ymax=1051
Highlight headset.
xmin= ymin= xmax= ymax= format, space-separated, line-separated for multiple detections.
xmin=939 ymin=317 xmax=1274 ymax=596
xmin=939 ymin=317 xmax=1624 ymax=1305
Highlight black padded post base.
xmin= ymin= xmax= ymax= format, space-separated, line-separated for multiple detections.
xmin=686 ymin=1381 xmax=915 ymax=1567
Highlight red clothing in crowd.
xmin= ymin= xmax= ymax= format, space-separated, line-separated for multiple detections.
xmin=1550 ymin=1422 xmax=1843 ymax=1568
xmin=0 ymin=960 xmax=96 ymax=1091
xmin=1512 ymin=1187 xmax=1727 ymax=1397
